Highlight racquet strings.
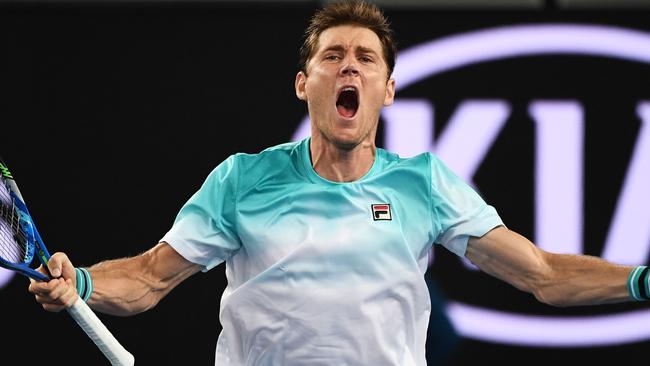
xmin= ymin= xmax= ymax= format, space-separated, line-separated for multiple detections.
xmin=0 ymin=176 xmax=28 ymax=264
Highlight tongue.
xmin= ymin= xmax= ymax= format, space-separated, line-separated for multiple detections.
xmin=337 ymin=104 xmax=356 ymax=118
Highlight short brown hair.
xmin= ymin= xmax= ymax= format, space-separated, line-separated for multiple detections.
xmin=298 ymin=0 xmax=397 ymax=78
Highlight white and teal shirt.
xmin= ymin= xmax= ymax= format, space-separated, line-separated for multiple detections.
xmin=161 ymin=137 xmax=503 ymax=366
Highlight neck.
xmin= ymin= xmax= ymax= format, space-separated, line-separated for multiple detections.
xmin=309 ymin=137 xmax=376 ymax=182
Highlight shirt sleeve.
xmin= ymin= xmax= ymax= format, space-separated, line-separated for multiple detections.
xmin=429 ymin=153 xmax=504 ymax=257
xmin=160 ymin=154 xmax=241 ymax=271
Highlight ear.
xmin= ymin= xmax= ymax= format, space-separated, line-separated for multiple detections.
xmin=383 ymin=78 xmax=396 ymax=106
xmin=295 ymin=71 xmax=308 ymax=101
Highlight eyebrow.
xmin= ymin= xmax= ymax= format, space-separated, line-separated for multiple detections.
xmin=355 ymin=46 xmax=379 ymax=56
xmin=321 ymin=44 xmax=346 ymax=54
xmin=321 ymin=44 xmax=380 ymax=56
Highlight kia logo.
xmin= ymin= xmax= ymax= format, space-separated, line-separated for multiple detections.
xmin=293 ymin=24 xmax=650 ymax=347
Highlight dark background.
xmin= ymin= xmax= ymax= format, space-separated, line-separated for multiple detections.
xmin=1 ymin=1 xmax=649 ymax=365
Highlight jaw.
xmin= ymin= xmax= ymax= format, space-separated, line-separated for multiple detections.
xmin=311 ymin=109 xmax=379 ymax=152
xmin=307 ymin=81 xmax=384 ymax=151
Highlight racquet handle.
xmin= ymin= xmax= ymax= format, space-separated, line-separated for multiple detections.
xmin=66 ymin=298 xmax=135 ymax=366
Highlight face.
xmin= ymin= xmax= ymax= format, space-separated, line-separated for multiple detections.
xmin=295 ymin=25 xmax=395 ymax=150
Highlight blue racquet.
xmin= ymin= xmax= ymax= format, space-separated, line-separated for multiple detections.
xmin=0 ymin=156 xmax=135 ymax=366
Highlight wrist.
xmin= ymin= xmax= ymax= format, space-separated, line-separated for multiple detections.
xmin=75 ymin=267 xmax=93 ymax=302
xmin=627 ymin=266 xmax=649 ymax=301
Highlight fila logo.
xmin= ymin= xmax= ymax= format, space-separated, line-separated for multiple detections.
xmin=371 ymin=204 xmax=392 ymax=221
xmin=294 ymin=24 xmax=650 ymax=347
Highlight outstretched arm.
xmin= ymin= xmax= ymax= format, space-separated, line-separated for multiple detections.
xmin=29 ymin=242 xmax=201 ymax=316
xmin=466 ymin=226 xmax=634 ymax=307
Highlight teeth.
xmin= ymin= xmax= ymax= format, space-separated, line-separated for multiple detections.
xmin=342 ymin=87 xmax=356 ymax=92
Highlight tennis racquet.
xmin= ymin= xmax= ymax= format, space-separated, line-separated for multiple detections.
xmin=0 ymin=156 xmax=135 ymax=366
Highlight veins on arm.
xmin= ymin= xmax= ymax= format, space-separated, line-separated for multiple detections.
xmin=86 ymin=242 xmax=201 ymax=316
xmin=466 ymin=226 xmax=632 ymax=307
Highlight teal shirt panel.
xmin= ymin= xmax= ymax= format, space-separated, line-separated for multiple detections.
xmin=161 ymin=153 xmax=241 ymax=271
xmin=163 ymin=137 xmax=502 ymax=273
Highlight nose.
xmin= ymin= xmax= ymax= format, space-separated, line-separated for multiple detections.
xmin=340 ymin=57 xmax=360 ymax=77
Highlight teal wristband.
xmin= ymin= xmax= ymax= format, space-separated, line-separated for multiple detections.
xmin=627 ymin=266 xmax=649 ymax=301
xmin=75 ymin=267 xmax=93 ymax=302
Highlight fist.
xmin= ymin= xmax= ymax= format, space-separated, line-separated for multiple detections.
xmin=28 ymin=252 xmax=79 ymax=312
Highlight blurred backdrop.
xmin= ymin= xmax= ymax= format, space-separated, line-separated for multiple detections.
xmin=1 ymin=0 xmax=650 ymax=365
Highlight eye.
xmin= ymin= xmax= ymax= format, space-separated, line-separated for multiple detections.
xmin=359 ymin=56 xmax=374 ymax=63
xmin=325 ymin=54 xmax=340 ymax=61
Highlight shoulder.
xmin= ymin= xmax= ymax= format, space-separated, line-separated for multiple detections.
xmin=382 ymin=150 xmax=454 ymax=175
xmin=217 ymin=140 xmax=303 ymax=189
xmin=377 ymin=148 xmax=433 ymax=171
xmin=376 ymin=150 xmax=463 ymax=190
xmin=232 ymin=140 xmax=301 ymax=169
xmin=371 ymin=149 xmax=436 ymax=191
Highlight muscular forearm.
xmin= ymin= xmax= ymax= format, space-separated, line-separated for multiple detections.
xmin=85 ymin=243 xmax=201 ymax=316
xmin=86 ymin=256 xmax=163 ymax=316
xmin=534 ymin=252 xmax=633 ymax=307
xmin=468 ymin=227 xmax=637 ymax=308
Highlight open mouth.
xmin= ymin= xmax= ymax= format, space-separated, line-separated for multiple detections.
xmin=336 ymin=86 xmax=359 ymax=118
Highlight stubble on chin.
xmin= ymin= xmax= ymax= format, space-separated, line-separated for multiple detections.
xmin=326 ymin=124 xmax=375 ymax=152
xmin=331 ymin=138 xmax=360 ymax=151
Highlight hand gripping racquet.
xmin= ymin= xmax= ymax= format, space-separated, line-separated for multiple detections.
xmin=0 ymin=157 xmax=135 ymax=366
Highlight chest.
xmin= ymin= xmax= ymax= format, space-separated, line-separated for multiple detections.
xmin=235 ymin=180 xmax=434 ymax=271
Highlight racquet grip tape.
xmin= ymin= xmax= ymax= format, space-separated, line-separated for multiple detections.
xmin=67 ymin=297 xmax=135 ymax=366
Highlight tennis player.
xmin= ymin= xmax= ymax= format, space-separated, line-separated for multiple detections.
xmin=29 ymin=1 xmax=648 ymax=365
